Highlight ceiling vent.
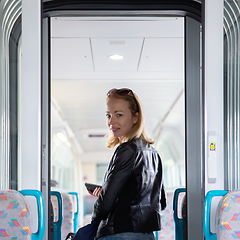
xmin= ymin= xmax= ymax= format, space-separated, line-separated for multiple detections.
xmin=88 ymin=134 xmax=106 ymax=138
xmin=109 ymin=40 xmax=125 ymax=45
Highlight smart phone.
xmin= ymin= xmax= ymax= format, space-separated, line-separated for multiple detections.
xmin=85 ymin=182 xmax=102 ymax=193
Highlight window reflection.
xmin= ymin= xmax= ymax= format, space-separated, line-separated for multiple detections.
xmin=51 ymin=131 xmax=75 ymax=191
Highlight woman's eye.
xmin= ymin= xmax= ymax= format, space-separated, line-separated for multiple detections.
xmin=106 ymin=114 xmax=110 ymax=118
xmin=117 ymin=113 xmax=123 ymax=117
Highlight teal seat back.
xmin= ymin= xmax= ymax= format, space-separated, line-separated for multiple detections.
xmin=19 ymin=189 xmax=45 ymax=240
xmin=51 ymin=191 xmax=63 ymax=240
xmin=173 ymin=188 xmax=186 ymax=240
xmin=203 ymin=190 xmax=229 ymax=240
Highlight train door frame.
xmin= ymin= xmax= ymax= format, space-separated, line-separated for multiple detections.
xmin=185 ymin=16 xmax=203 ymax=240
xmin=41 ymin=3 xmax=202 ymax=240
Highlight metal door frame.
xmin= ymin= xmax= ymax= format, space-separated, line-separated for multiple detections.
xmin=42 ymin=7 xmax=203 ymax=240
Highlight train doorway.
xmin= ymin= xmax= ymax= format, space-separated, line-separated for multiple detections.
xmin=46 ymin=6 xmax=202 ymax=240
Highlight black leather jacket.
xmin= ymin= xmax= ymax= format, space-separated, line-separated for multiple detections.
xmin=91 ymin=138 xmax=167 ymax=239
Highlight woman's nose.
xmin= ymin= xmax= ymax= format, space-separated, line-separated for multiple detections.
xmin=109 ymin=116 xmax=116 ymax=125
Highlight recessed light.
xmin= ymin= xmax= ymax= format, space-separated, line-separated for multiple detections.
xmin=109 ymin=54 xmax=124 ymax=60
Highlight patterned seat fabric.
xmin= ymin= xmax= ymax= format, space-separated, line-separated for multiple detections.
xmin=62 ymin=193 xmax=74 ymax=239
xmin=0 ymin=190 xmax=32 ymax=239
xmin=51 ymin=194 xmax=62 ymax=240
xmin=49 ymin=200 xmax=54 ymax=240
xmin=51 ymin=193 xmax=74 ymax=240
xmin=51 ymin=195 xmax=58 ymax=223
xmin=181 ymin=195 xmax=187 ymax=240
xmin=159 ymin=192 xmax=183 ymax=239
xmin=216 ymin=189 xmax=240 ymax=240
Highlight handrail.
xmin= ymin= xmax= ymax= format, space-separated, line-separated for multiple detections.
xmin=203 ymin=190 xmax=228 ymax=240
xmin=51 ymin=191 xmax=63 ymax=240
xmin=19 ymin=189 xmax=45 ymax=240
xmin=173 ymin=188 xmax=186 ymax=240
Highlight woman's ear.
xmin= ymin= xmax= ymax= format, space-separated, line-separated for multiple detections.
xmin=133 ymin=112 xmax=139 ymax=124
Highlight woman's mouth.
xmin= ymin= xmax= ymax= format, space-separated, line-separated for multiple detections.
xmin=111 ymin=128 xmax=119 ymax=133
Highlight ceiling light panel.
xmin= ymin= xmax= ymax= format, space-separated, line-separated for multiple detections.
xmin=109 ymin=54 xmax=124 ymax=60
xmin=91 ymin=38 xmax=144 ymax=72
xmin=51 ymin=38 xmax=93 ymax=79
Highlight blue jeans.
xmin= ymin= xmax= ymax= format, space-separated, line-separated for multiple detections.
xmin=98 ymin=232 xmax=155 ymax=240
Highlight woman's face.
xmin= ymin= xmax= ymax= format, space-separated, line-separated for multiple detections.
xmin=106 ymin=98 xmax=138 ymax=143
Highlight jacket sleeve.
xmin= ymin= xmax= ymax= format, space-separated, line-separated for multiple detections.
xmin=160 ymin=182 xmax=167 ymax=211
xmin=91 ymin=143 xmax=136 ymax=222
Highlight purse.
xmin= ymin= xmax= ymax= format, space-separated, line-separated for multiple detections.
xmin=66 ymin=221 xmax=99 ymax=240
xmin=65 ymin=233 xmax=76 ymax=240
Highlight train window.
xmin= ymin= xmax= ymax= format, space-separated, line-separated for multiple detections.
xmin=0 ymin=0 xmax=22 ymax=189
xmin=9 ymin=17 xmax=22 ymax=190
xmin=224 ymin=0 xmax=240 ymax=190
xmin=156 ymin=124 xmax=185 ymax=189
xmin=51 ymin=129 xmax=77 ymax=192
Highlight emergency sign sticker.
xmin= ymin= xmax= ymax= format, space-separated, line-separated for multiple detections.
xmin=210 ymin=143 xmax=216 ymax=151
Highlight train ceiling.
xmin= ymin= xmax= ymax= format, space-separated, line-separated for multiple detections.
xmin=51 ymin=17 xmax=184 ymax=159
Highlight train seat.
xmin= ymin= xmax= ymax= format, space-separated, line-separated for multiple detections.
xmin=181 ymin=195 xmax=187 ymax=239
xmin=68 ymin=192 xmax=80 ymax=233
xmin=51 ymin=191 xmax=63 ymax=240
xmin=203 ymin=189 xmax=240 ymax=240
xmin=0 ymin=189 xmax=45 ymax=240
xmin=49 ymin=200 xmax=54 ymax=240
xmin=216 ymin=189 xmax=240 ymax=240
xmin=158 ymin=191 xmax=178 ymax=239
xmin=51 ymin=191 xmax=76 ymax=239
xmin=173 ymin=188 xmax=186 ymax=240
xmin=62 ymin=193 xmax=74 ymax=239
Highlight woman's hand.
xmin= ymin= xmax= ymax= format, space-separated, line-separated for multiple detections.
xmin=88 ymin=187 xmax=102 ymax=198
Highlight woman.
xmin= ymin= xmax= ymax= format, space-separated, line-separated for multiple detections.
xmin=90 ymin=88 xmax=166 ymax=240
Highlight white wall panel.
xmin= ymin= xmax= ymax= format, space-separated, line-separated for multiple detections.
xmin=204 ymin=0 xmax=224 ymax=193
xmin=20 ymin=0 xmax=41 ymax=190
xmin=204 ymin=0 xmax=224 ymax=234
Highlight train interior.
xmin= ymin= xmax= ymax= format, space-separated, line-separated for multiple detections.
xmin=1 ymin=1 xmax=240 ymax=240
xmin=51 ymin=16 xmax=185 ymax=238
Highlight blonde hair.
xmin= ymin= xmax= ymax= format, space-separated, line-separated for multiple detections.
xmin=106 ymin=89 xmax=154 ymax=148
